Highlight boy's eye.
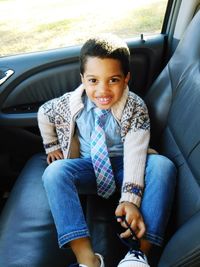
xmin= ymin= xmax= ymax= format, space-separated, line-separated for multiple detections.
xmin=110 ymin=78 xmax=120 ymax=83
xmin=88 ymin=78 xmax=97 ymax=84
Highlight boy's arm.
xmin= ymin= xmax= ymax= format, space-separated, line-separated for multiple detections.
xmin=116 ymin=129 xmax=149 ymax=239
xmin=120 ymin=128 xmax=150 ymax=207
xmin=120 ymin=95 xmax=150 ymax=208
xmin=37 ymin=99 xmax=61 ymax=154
xmin=116 ymin=127 xmax=149 ymax=239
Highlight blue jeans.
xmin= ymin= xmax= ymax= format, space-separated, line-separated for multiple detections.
xmin=42 ymin=154 xmax=176 ymax=248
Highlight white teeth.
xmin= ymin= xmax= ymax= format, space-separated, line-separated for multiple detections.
xmin=98 ymin=97 xmax=110 ymax=101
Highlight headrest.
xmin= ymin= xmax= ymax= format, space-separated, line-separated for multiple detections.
xmin=169 ymin=10 xmax=200 ymax=87
xmin=145 ymin=10 xmax=200 ymax=149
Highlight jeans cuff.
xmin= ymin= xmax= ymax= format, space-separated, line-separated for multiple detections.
xmin=58 ymin=229 xmax=90 ymax=248
xmin=144 ymin=232 xmax=163 ymax=247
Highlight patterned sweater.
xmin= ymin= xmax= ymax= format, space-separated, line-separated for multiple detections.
xmin=37 ymin=84 xmax=150 ymax=207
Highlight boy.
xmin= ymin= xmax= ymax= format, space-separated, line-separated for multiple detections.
xmin=38 ymin=34 xmax=176 ymax=267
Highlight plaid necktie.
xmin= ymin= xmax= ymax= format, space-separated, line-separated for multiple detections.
xmin=91 ymin=108 xmax=116 ymax=198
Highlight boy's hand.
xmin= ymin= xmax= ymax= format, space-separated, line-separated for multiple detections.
xmin=47 ymin=149 xmax=64 ymax=164
xmin=115 ymin=201 xmax=146 ymax=239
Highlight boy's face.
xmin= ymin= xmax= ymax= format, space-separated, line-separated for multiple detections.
xmin=81 ymin=57 xmax=130 ymax=110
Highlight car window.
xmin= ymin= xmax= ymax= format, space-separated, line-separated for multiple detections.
xmin=0 ymin=0 xmax=169 ymax=57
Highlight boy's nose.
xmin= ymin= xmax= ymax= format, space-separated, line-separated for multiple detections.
xmin=98 ymin=82 xmax=109 ymax=93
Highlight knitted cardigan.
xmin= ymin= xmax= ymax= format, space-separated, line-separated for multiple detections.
xmin=37 ymin=84 xmax=150 ymax=207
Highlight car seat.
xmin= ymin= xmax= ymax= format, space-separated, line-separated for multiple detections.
xmin=0 ymin=9 xmax=200 ymax=267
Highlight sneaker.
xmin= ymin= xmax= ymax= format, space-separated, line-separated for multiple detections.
xmin=68 ymin=253 xmax=104 ymax=267
xmin=117 ymin=249 xmax=150 ymax=267
xmin=95 ymin=253 xmax=104 ymax=267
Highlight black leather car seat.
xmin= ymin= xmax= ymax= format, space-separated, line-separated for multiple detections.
xmin=145 ymin=10 xmax=200 ymax=266
xmin=0 ymin=9 xmax=200 ymax=267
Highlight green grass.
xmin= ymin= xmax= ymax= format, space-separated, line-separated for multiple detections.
xmin=106 ymin=1 xmax=166 ymax=37
xmin=0 ymin=0 xmax=167 ymax=56
xmin=37 ymin=18 xmax=78 ymax=33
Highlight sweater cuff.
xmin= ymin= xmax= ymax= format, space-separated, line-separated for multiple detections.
xmin=119 ymin=193 xmax=141 ymax=208
xmin=119 ymin=182 xmax=143 ymax=207
xmin=44 ymin=140 xmax=61 ymax=154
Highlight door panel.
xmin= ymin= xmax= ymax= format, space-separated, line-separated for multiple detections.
xmin=1 ymin=63 xmax=81 ymax=127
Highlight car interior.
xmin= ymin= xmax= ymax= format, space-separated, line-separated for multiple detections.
xmin=0 ymin=0 xmax=200 ymax=266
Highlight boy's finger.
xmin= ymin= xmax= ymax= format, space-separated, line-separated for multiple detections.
xmin=115 ymin=215 xmax=127 ymax=227
xmin=120 ymin=228 xmax=132 ymax=239
xmin=47 ymin=155 xmax=52 ymax=165
xmin=120 ymin=220 xmax=128 ymax=229
xmin=117 ymin=217 xmax=122 ymax=223
xmin=115 ymin=204 xmax=124 ymax=216
xmin=136 ymin=221 xmax=146 ymax=239
xmin=130 ymin=220 xmax=137 ymax=232
xmin=55 ymin=154 xmax=60 ymax=160
xmin=59 ymin=154 xmax=64 ymax=159
xmin=55 ymin=151 xmax=62 ymax=159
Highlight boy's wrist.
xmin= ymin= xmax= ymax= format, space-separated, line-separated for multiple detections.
xmin=119 ymin=193 xmax=141 ymax=208
xmin=118 ymin=200 xmax=139 ymax=209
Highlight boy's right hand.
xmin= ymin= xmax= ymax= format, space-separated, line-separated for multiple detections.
xmin=115 ymin=201 xmax=146 ymax=240
xmin=47 ymin=149 xmax=64 ymax=164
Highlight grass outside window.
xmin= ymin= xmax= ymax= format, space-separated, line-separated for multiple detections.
xmin=0 ymin=0 xmax=168 ymax=56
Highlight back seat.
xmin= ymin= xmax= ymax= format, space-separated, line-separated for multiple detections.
xmin=0 ymin=10 xmax=200 ymax=267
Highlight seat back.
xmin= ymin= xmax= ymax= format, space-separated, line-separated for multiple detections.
xmin=145 ymin=10 xmax=200 ymax=266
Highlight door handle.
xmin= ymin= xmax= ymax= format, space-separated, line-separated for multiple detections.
xmin=0 ymin=69 xmax=14 ymax=86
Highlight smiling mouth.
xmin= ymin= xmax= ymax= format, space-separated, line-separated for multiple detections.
xmin=96 ymin=97 xmax=112 ymax=105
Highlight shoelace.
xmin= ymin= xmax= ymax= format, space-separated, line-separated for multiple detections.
xmin=115 ymin=215 xmax=140 ymax=251
xmin=128 ymin=249 xmax=146 ymax=260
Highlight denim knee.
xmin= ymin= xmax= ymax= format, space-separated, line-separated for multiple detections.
xmin=42 ymin=159 xmax=70 ymax=187
xmin=146 ymin=154 xmax=177 ymax=187
xmin=160 ymin=155 xmax=177 ymax=185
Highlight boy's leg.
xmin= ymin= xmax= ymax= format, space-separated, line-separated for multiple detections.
xmin=140 ymin=154 xmax=177 ymax=248
xmin=113 ymin=155 xmax=176 ymax=266
xmin=112 ymin=154 xmax=177 ymax=244
xmin=42 ymin=157 xmax=103 ymax=266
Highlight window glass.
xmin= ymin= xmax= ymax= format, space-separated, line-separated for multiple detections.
xmin=0 ymin=0 xmax=168 ymax=57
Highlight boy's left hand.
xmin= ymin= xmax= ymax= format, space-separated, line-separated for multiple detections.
xmin=115 ymin=201 xmax=146 ymax=239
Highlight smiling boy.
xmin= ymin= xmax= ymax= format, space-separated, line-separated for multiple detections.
xmin=81 ymin=57 xmax=130 ymax=109
xmin=38 ymin=34 xmax=176 ymax=267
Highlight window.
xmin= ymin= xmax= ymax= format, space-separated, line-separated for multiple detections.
xmin=0 ymin=0 xmax=168 ymax=57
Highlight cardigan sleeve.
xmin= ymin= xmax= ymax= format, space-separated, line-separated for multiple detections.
xmin=119 ymin=129 xmax=150 ymax=207
xmin=119 ymin=94 xmax=150 ymax=207
xmin=37 ymin=99 xmax=61 ymax=154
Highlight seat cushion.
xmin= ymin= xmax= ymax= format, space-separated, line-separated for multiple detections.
xmin=0 ymin=153 xmax=75 ymax=267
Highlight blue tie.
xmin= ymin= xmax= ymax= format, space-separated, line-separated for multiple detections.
xmin=91 ymin=108 xmax=116 ymax=198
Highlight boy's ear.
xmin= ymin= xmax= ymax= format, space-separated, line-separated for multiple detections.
xmin=80 ymin=73 xmax=84 ymax=84
xmin=125 ymin=72 xmax=130 ymax=85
